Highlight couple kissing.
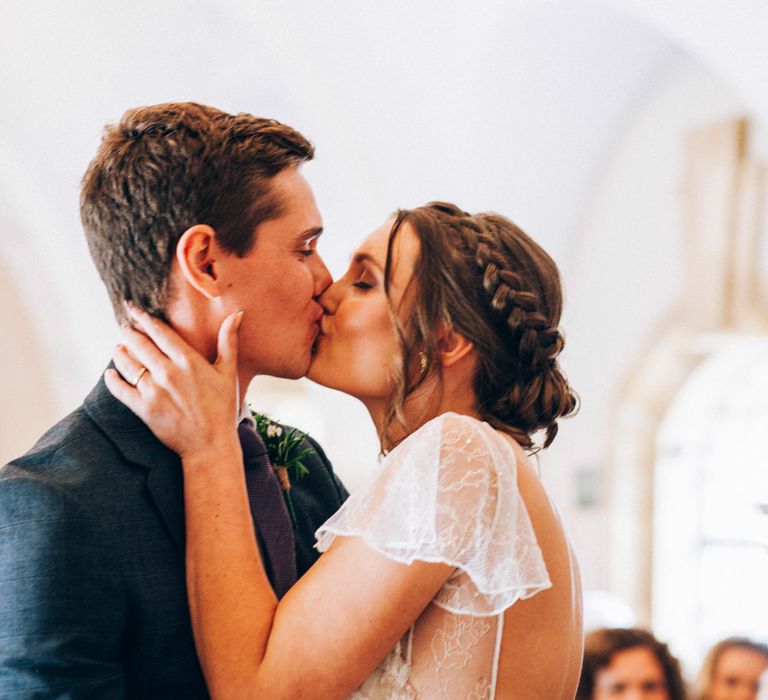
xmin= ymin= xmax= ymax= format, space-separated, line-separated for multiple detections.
xmin=0 ymin=102 xmax=582 ymax=700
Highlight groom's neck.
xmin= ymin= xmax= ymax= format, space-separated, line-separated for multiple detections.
xmin=165 ymin=292 xmax=220 ymax=361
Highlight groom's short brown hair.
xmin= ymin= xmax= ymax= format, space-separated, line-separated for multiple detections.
xmin=80 ymin=102 xmax=314 ymax=323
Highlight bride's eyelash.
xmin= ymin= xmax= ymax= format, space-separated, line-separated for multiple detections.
xmin=350 ymin=258 xmax=381 ymax=289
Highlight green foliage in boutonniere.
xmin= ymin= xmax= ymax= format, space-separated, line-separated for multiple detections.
xmin=251 ymin=410 xmax=313 ymax=530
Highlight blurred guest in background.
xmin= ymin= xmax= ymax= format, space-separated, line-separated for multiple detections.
xmin=578 ymin=627 xmax=687 ymax=700
xmin=694 ymin=637 xmax=768 ymax=700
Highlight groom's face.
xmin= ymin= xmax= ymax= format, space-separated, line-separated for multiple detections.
xmin=215 ymin=167 xmax=331 ymax=380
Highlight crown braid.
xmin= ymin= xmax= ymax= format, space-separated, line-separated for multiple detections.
xmin=471 ymin=213 xmax=576 ymax=447
xmin=475 ymin=236 xmax=565 ymax=366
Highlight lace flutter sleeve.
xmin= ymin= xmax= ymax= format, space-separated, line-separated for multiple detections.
xmin=315 ymin=413 xmax=551 ymax=616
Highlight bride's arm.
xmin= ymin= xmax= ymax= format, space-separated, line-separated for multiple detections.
xmin=185 ymin=451 xmax=450 ymax=699
xmin=106 ymin=308 xmax=453 ymax=700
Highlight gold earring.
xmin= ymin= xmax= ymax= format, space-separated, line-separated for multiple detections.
xmin=418 ymin=351 xmax=428 ymax=375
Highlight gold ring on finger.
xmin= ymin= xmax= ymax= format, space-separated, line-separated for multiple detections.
xmin=132 ymin=366 xmax=148 ymax=388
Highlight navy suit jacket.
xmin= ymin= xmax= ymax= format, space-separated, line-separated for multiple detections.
xmin=0 ymin=374 xmax=348 ymax=699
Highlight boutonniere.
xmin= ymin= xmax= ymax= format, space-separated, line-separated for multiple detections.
xmin=251 ymin=410 xmax=312 ymax=530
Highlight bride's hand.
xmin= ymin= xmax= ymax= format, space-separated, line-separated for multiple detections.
xmin=104 ymin=305 xmax=243 ymax=458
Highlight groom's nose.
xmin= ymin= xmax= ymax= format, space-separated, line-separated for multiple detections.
xmin=317 ymin=278 xmax=340 ymax=314
xmin=310 ymin=252 xmax=332 ymax=298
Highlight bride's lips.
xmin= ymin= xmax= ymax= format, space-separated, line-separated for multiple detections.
xmin=311 ymin=315 xmax=328 ymax=355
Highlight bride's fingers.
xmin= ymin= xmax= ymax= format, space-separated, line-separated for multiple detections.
xmin=214 ymin=311 xmax=242 ymax=375
xmin=113 ymin=343 xmax=148 ymax=387
xmin=125 ymin=303 xmax=195 ymax=366
xmin=215 ymin=311 xmax=243 ymax=421
xmin=105 ymin=367 xmax=175 ymax=436
xmin=104 ymin=368 xmax=151 ymax=422
xmin=118 ymin=324 xmax=176 ymax=381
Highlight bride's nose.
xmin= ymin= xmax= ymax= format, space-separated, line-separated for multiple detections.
xmin=317 ymin=279 xmax=342 ymax=314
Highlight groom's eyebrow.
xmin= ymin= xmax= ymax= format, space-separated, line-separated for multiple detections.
xmin=295 ymin=226 xmax=323 ymax=243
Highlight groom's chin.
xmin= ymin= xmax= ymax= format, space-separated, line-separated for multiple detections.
xmin=284 ymin=353 xmax=314 ymax=381
xmin=274 ymin=361 xmax=311 ymax=381
xmin=246 ymin=352 xmax=312 ymax=383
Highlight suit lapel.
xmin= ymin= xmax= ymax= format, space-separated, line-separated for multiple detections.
xmin=84 ymin=371 xmax=186 ymax=556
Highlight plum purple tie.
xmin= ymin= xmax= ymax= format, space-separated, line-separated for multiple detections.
xmin=237 ymin=419 xmax=297 ymax=599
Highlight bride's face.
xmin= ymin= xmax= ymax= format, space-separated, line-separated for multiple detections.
xmin=308 ymin=219 xmax=419 ymax=401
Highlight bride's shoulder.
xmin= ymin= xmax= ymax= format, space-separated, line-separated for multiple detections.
xmin=385 ymin=412 xmax=516 ymax=483
xmin=394 ymin=412 xmax=508 ymax=456
xmin=395 ymin=411 xmax=485 ymax=444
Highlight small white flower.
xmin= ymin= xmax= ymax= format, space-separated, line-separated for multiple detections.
xmin=266 ymin=424 xmax=283 ymax=439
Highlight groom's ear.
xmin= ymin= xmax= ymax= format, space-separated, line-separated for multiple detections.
xmin=436 ymin=324 xmax=474 ymax=368
xmin=176 ymin=224 xmax=221 ymax=299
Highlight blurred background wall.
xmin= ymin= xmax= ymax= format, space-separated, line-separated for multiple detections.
xmin=2 ymin=0 xmax=767 ymax=678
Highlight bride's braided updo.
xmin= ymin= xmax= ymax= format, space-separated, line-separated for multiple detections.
xmin=382 ymin=201 xmax=577 ymax=450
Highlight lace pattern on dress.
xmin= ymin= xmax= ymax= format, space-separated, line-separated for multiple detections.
xmin=315 ymin=413 xmax=551 ymax=698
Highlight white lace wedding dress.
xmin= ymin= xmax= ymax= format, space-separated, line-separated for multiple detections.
xmin=315 ymin=412 xmax=552 ymax=699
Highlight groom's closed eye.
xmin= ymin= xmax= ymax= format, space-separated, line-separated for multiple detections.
xmin=294 ymin=227 xmax=323 ymax=256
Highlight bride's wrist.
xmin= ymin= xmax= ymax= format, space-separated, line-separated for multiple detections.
xmin=180 ymin=438 xmax=242 ymax=472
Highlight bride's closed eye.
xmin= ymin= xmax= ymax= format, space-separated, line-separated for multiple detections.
xmin=349 ymin=262 xmax=379 ymax=291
